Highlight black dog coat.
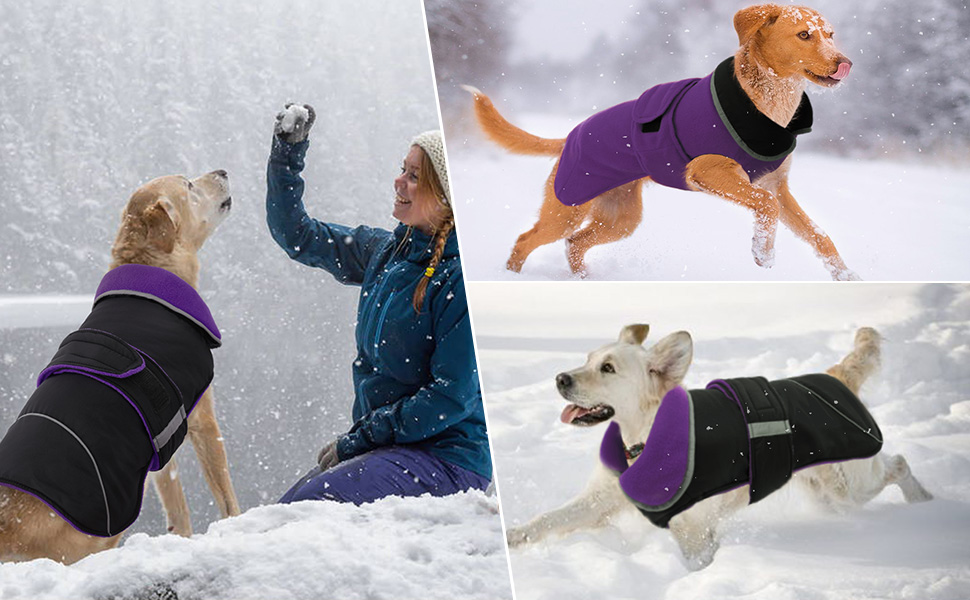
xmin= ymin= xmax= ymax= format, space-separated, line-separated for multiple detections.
xmin=600 ymin=374 xmax=883 ymax=528
xmin=0 ymin=264 xmax=221 ymax=537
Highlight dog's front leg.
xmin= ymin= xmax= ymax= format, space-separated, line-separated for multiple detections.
xmin=153 ymin=458 xmax=192 ymax=536
xmin=187 ymin=388 xmax=241 ymax=518
xmin=753 ymin=157 xmax=860 ymax=280
xmin=506 ymin=465 xmax=627 ymax=547
xmin=668 ymin=487 xmax=748 ymax=570
xmin=685 ymin=155 xmax=780 ymax=268
xmin=775 ymin=177 xmax=860 ymax=281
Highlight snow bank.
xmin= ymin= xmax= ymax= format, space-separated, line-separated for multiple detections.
xmin=477 ymin=282 xmax=970 ymax=600
xmin=0 ymin=492 xmax=511 ymax=600
xmin=449 ymin=132 xmax=970 ymax=281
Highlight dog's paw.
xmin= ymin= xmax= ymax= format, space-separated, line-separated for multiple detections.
xmin=683 ymin=540 xmax=719 ymax=571
xmin=832 ymin=268 xmax=862 ymax=281
xmin=506 ymin=525 xmax=535 ymax=548
xmin=751 ymin=243 xmax=775 ymax=269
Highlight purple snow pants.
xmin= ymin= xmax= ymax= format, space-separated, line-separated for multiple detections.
xmin=278 ymin=445 xmax=490 ymax=505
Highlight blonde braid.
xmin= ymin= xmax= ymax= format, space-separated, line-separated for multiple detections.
xmin=412 ymin=215 xmax=455 ymax=313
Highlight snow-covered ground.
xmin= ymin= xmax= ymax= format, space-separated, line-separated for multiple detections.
xmin=470 ymin=282 xmax=970 ymax=600
xmin=448 ymin=115 xmax=970 ymax=281
xmin=0 ymin=492 xmax=511 ymax=600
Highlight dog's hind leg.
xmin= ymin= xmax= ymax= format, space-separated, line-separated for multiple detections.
xmin=0 ymin=488 xmax=121 ymax=563
xmin=507 ymin=162 xmax=590 ymax=272
xmin=884 ymin=454 xmax=933 ymax=503
xmin=827 ymin=327 xmax=881 ymax=394
xmin=685 ymin=155 xmax=780 ymax=269
xmin=803 ymin=452 xmax=933 ymax=508
xmin=564 ymin=180 xmax=644 ymax=276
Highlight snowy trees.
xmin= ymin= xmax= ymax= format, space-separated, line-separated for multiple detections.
xmin=0 ymin=0 xmax=442 ymax=534
xmin=425 ymin=0 xmax=512 ymax=129
xmin=429 ymin=0 xmax=969 ymax=159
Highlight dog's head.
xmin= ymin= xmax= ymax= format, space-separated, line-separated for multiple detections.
xmin=556 ymin=324 xmax=693 ymax=439
xmin=735 ymin=4 xmax=852 ymax=87
xmin=111 ymin=171 xmax=232 ymax=280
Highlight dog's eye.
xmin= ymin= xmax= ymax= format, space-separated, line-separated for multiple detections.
xmin=601 ymin=363 xmax=615 ymax=374
xmin=798 ymin=31 xmax=810 ymax=40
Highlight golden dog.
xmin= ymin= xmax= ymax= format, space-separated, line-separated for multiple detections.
xmin=0 ymin=172 xmax=240 ymax=563
xmin=466 ymin=4 xmax=859 ymax=280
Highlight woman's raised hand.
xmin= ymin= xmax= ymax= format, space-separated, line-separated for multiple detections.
xmin=274 ymin=103 xmax=316 ymax=144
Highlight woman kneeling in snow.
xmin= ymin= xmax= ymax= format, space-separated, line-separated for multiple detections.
xmin=266 ymin=105 xmax=491 ymax=505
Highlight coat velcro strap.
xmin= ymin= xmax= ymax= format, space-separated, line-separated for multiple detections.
xmin=36 ymin=328 xmax=186 ymax=471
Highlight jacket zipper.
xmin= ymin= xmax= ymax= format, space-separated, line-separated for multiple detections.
xmin=372 ymin=289 xmax=395 ymax=364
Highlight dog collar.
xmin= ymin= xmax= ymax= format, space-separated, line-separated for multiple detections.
xmin=626 ymin=443 xmax=644 ymax=461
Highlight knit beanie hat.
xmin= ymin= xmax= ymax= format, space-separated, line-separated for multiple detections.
xmin=411 ymin=130 xmax=451 ymax=205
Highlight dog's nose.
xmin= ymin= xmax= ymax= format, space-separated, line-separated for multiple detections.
xmin=211 ymin=169 xmax=228 ymax=179
xmin=556 ymin=373 xmax=573 ymax=390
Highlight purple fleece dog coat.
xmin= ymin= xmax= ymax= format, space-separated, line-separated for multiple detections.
xmin=0 ymin=264 xmax=221 ymax=537
xmin=554 ymin=57 xmax=813 ymax=205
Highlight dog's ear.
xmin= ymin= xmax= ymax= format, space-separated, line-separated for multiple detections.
xmin=646 ymin=331 xmax=693 ymax=385
xmin=115 ymin=195 xmax=180 ymax=256
xmin=734 ymin=3 xmax=783 ymax=46
xmin=618 ymin=324 xmax=649 ymax=346
xmin=141 ymin=197 xmax=180 ymax=253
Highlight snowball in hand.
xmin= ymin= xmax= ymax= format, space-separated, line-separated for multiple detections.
xmin=279 ymin=104 xmax=310 ymax=133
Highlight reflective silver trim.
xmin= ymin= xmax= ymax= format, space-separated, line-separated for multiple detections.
xmin=785 ymin=379 xmax=883 ymax=443
xmin=18 ymin=412 xmax=111 ymax=535
xmin=749 ymin=420 xmax=791 ymax=438
xmin=95 ymin=290 xmax=221 ymax=347
xmin=153 ymin=405 xmax=186 ymax=451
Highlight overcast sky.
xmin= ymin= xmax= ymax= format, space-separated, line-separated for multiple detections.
xmin=509 ymin=0 xmax=644 ymax=62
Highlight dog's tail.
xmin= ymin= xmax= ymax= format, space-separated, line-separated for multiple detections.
xmin=827 ymin=327 xmax=881 ymax=395
xmin=462 ymin=85 xmax=566 ymax=156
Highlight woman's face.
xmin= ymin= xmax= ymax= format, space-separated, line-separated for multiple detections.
xmin=393 ymin=145 xmax=446 ymax=235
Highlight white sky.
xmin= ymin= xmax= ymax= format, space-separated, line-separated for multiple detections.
xmin=467 ymin=282 xmax=930 ymax=340
xmin=509 ymin=0 xmax=643 ymax=62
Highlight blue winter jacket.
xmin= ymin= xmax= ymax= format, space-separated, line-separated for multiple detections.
xmin=266 ymin=137 xmax=492 ymax=480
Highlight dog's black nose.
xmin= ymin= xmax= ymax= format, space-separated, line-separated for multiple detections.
xmin=212 ymin=169 xmax=228 ymax=179
xmin=556 ymin=373 xmax=572 ymax=390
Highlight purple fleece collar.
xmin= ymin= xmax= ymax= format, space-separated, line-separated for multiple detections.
xmin=617 ymin=386 xmax=692 ymax=508
xmin=600 ymin=421 xmax=629 ymax=474
xmin=94 ymin=264 xmax=222 ymax=347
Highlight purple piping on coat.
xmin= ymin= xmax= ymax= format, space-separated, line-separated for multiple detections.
xmin=42 ymin=369 xmax=163 ymax=471
xmin=95 ymin=264 xmax=221 ymax=347
xmin=0 ymin=481 xmax=132 ymax=539
xmin=36 ymin=360 xmax=145 ymax=387
xmin=617 ymin=386 xmax=691 ymax=507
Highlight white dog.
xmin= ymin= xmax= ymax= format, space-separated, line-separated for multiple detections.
xmin=506 ymin=325 xmax=932 ymax=569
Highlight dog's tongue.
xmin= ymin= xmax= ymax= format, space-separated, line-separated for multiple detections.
xmin=831 ymin=61 xmax=851 ymax=81
xmin=560 ymin=404 xmax=589 ymax=424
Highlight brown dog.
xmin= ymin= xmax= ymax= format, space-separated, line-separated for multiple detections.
xmin=466 ymin=4 xmax=859 ymax=280
xmin=0 ymin=172 xmax=240 ymax=563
